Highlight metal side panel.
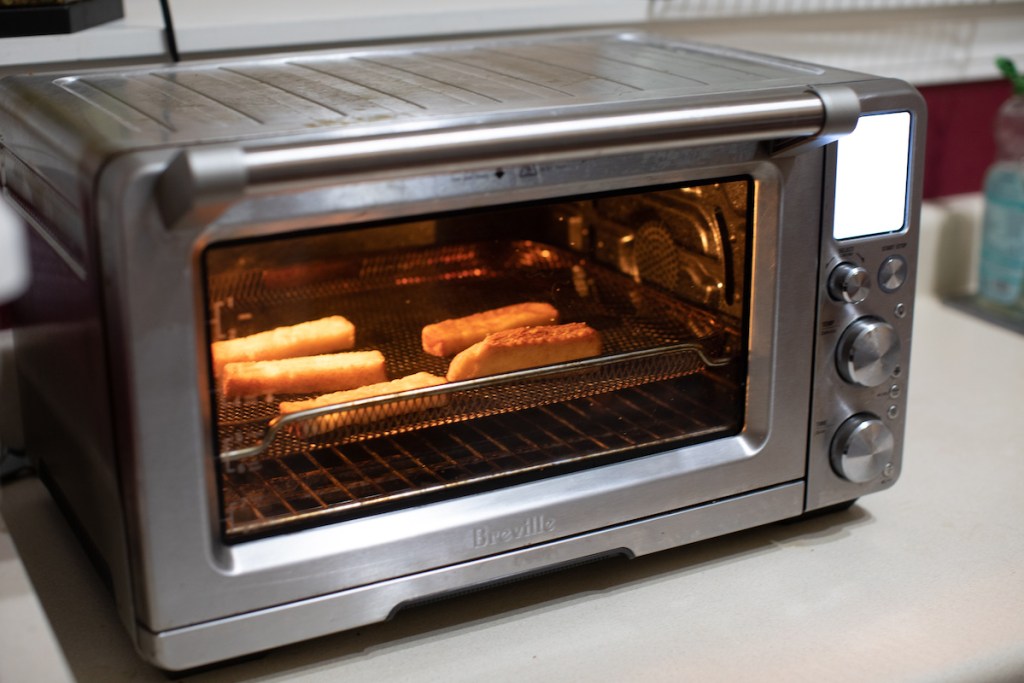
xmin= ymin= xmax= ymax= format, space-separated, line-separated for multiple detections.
xmin=137 ymin=481 xmax=804 ymax=671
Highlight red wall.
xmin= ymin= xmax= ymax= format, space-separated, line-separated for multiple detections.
xmin=918 ymin=79 xmax=1014 ymax=199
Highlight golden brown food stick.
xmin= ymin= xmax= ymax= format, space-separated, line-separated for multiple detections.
xmin=446 ymin=323 xmax=601 ymax=382
xmin=221 ymin=350 xmax=386 ymax=398
xmin=211 ymin=315 xmax=355 ymax=375
xmin=279 ymin=372 xmax=448 ymax=433
xmin=422 ymin=302 xmax=559 ymax=357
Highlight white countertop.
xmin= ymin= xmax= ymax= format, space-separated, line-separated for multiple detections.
xmin=1 ymin=198 xmax=1023 ymax=682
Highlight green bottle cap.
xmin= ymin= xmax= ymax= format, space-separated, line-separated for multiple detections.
xmin=997 ymin=57 xmax=1024 ymax=96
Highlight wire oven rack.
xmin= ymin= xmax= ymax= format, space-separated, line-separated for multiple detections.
xmin=221 ymin=374 xmax=742 ymax=537
xmin=211 ymin=240 xmax=737 ymax=461
xmin=208 ymin=240 xmax=741 ymax=535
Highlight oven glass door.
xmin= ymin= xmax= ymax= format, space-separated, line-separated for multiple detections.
xmin=204 ymin=178 xmax=751 ymax=540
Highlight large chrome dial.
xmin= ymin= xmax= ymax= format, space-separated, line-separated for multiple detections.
xmin=830 ymin=414 xmax=894 ymax=483
xmin=836 ymin=317 xmax=901 ymax=387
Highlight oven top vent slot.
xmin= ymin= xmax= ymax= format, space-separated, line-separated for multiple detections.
xmin=37 ymin=31 xmax=834 ymax=147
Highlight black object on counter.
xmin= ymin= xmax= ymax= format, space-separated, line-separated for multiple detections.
xmin=0 ymin=0 xmax=124 ymax=38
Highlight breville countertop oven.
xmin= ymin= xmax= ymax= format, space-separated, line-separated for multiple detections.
xmin=0 ymin=30 xmax=924 ymax=670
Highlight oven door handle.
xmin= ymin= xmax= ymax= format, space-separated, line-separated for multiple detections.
xmin=157 ymin=85 xmax=860 ymax=230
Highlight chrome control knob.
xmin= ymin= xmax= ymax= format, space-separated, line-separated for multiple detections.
xmin=878 ymin=255 xmax=908 ymax=293
xmin=836 ymin=317 xmax=901 ymax=387
xmin=828 ymin=262 xmax=870 ymax=303
xmin=831 ymin=414 xmax=894 ymax=483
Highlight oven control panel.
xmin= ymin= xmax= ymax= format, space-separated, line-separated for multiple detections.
xmin=803 ymin=106 xmax=920 ymax=510
xmin=807 ymin=237 xmax=916 ymax=511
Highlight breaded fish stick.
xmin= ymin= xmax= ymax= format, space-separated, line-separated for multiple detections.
xmin=446 ymin=323 xmax=600 ymax=382
xmin=279 ymin=372 xmax=448 ymax=432
xmin=422 ymin=302 xmax=558 ymax=357
xmin=211 ymin=315 xmax=355 ymax=375
xmin=221 ymin=350 xmax=386 ymax=398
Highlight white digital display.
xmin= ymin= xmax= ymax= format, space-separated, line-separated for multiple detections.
xmin=833 ymin=111 xmax=912 ymax=240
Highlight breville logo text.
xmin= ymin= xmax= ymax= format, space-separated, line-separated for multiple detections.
xmin=472 ymin=515 xmax=556 ymax=548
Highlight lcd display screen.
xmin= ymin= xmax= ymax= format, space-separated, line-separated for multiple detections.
xmin=833 ymin=112 xmax=912 ymax=240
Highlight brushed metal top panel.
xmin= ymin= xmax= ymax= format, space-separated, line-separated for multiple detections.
xmin=0 ymin=32 xmax=834 ymax=154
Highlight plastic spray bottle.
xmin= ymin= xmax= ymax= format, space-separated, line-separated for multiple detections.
xmin=977 ymin=57 xmax=1024 ymax=314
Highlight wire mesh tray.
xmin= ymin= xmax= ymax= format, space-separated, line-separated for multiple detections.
xmin=219 ymin=342 xmax=729 ymax=463
xmin=210 ymin=239 xmax=739 ymax=463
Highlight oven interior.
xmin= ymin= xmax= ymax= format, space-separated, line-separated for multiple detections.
xmin=204 ymin=178 xmax=753 ymax=540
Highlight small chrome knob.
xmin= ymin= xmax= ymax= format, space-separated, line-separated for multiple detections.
xmin=828 ymin=262 xmax=870 ymax=303
xmin=831 ymin=414 xmax=894 ymax=483
xmin=836 ymin=317 xmax=901 ymax=387
xmin=878 ymin=255 xmax=908 ymax=293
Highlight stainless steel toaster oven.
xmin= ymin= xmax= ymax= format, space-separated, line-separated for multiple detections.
xmin=0 ymin=31 xmax=924 ymax=670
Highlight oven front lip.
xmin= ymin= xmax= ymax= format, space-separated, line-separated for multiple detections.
xmin=137 ymin=480 xmax=807 ymax=671
xmin=96 ymin=141 xmax=817 ymax=633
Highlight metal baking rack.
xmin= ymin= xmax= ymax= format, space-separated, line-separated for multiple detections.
xmin=218 ymin=341 xmax=731 ymax=463
xmin=209 ymin=239 xmax=740 ymax=465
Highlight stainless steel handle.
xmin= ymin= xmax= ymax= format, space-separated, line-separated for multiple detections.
xmin=246 ymin=93 xmax=824 ymax=185
xmin=158 ymin=86 xmax=861 ymax=230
